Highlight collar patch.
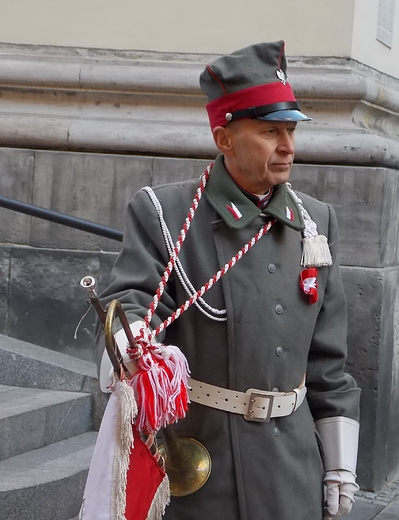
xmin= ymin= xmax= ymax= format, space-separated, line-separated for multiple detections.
xmin=226 ymin=202 xmax=243 ymax=220
xmin=285 ymin=206 xmax=294 ymax=221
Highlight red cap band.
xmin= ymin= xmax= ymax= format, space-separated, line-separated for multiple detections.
xmin=206 ymin=81 xmax=296 ymax=130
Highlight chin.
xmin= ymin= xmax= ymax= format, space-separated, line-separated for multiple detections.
xmin=274 ymin=173 xmax=291 ymax=186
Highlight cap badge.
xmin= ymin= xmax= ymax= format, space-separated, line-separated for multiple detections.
xmin=225 ymin=112 xmax=233 ymax=122
xmin=276 ymin=69 xmax=287 ymax=85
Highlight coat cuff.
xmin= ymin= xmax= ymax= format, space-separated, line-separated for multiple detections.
xmin=315 ymin=416 xmax=359 ymax=473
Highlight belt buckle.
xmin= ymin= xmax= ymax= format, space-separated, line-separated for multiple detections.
xmin=244 ymin=391 xmax=274 ymax=422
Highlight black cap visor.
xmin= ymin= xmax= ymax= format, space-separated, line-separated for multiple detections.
xmin=257 ymin=109 xmax=311 ymax=122
xmin=229 ymin=101 xmax=311 ymax=123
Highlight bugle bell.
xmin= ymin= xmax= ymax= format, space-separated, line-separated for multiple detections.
xmin=158 ymin=427 xmax=211 ymax=497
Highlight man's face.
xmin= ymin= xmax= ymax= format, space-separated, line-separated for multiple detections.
xmin=220 ymin=119 xmax=297 ymax=194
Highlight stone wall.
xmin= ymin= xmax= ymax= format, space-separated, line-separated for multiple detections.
xmin=0 ymin=147 xmax=209 ymax=360
xmin=1 ymin=144 xmax=399 ymax=491
xmin=290 ymin=164 xmax=399 ymax=491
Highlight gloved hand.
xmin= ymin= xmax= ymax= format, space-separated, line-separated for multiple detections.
xmin=99 ymin=320 xmax=147 ymax=392
xmin=323 ymin=470 xmax=359 ymax=518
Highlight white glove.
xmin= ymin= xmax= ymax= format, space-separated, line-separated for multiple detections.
xmin=323 ymin=470 xmax=359 ymax=519
xmin=99 ymin=320 xmax=147 ymax=392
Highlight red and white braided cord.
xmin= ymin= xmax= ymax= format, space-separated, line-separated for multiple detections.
xmin=140 ymin=168 xmax=210 ymax=340
xmin=137 ymin=164 xmax=275 ymax=346
xmin=148 ymin=218 xmax=275 ymax=341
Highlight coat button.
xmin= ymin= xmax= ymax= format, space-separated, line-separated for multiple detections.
xmin=268 ymin=263 xmax=276 ymax=273
xmin=272 ymin=387 xmax=279 ymax=392
xmin=275 ymin=304 xmax=283 ymax=314
xmin=274 ymin=427 xmax=280 ymax=437
xmin=276 ymin=346 xmax=284 ymax=356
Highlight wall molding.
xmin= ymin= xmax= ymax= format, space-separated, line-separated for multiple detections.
xmin=0 ymin=44 xmax=398 ymax=166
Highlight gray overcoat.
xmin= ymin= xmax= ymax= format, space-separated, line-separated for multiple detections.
xmin=98 ymin=154 xmax=360 ymax=520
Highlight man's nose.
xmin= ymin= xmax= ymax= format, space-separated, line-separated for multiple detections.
xmin=277 ymin=131 xmax=295 ymax=154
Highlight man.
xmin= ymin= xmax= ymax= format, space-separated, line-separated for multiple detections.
xmin=97 ymin=41 xmax=361 ymax=520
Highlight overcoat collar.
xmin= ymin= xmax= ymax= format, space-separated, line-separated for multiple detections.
xmin=204 ymin=154 xmax=305 ymax=231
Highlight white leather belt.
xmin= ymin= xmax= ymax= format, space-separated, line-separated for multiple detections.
xmin=188 ymin=376 xmax=307 ymax=422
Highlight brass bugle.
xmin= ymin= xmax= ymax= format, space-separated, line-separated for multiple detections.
xmin=80 ymin=276 xmax=212 ymax=496
xmin=158 ymin=427 xmax=212 ymax=497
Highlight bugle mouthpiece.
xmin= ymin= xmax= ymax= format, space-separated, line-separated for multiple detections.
xmin=80 ymin=276 xmax=96 ymax=290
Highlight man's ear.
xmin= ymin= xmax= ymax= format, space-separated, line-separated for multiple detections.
xmin=212 ymin=126 xmax=234 ymax=155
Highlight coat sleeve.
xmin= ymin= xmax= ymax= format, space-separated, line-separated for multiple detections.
xmin=306 ymin=204 xmax=361 ymax=422
xmin=95 ymin=188 xmax=177 ymax=371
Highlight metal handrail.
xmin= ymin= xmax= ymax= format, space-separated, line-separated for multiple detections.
xmin=0 ymin=196 xmax=123 ymax=242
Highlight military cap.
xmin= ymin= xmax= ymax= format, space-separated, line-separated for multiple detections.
xmin=200 ymin=40 xmax=310 ymax=130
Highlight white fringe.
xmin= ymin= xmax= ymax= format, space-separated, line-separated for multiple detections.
xmin=111 ymin=381 xmax=138 ymax=520
xmin=287 ymin=185 xmax=333 ymax=268
xmin=301 ymin=235 xmax=333 ymax=268
xmin=145 ymin=474 xmax=171 ymax=520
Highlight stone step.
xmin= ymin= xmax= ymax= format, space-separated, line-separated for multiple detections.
xmin=0 ymin=431 xmax=97 ymax=520
xmin=0 ymin=334 xmax=107 ymax=431
xmin=0 ymin=384 xmax=92 ymax=461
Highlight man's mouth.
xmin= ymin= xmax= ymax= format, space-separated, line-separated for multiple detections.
xmin=271 ymin=162 xmax=292 ymax=169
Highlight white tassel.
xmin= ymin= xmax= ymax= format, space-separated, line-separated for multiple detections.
xmin=287 ymin=185 xmax=333 ymax=269
xmin=301 ymin=235 xmax=333 ymax=268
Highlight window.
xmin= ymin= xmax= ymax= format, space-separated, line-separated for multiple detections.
xmin=376 ymin=0 xmax=396 ymax=48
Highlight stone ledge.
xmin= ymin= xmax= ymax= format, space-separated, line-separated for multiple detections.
xmin=0 ymin=45 xmax=398 ymax=166
xmin=0 ymin=115 xmax=399 ymax=167
xmin=1 ymin=45 xmax=399 ymax=111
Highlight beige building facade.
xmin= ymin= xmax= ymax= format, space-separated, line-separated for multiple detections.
xmin=0 ymin=0 xmax=398 ymax=77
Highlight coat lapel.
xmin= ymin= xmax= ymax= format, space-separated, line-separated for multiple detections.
xmin=204 ymin=154 xmax=305 ymax=232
